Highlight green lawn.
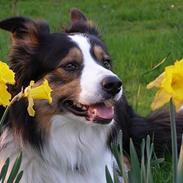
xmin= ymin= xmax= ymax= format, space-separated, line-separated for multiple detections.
xmin=0 ymin=0 xmax=183 ymax=182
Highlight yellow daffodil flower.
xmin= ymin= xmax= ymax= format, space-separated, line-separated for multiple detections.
xmin=0 ymin=82 xmax=12 ymax=107
xmin=147 ymin=59 xmax=183 ymax=111
xmin=24 ymin=79 xmax=52 ymax=116
xmin=0 ymin=61 xmax=15 ymax=84
xmin=0 ymin=61 xmax=15 ymax=107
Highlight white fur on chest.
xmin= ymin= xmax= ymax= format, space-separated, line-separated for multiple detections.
xmin=45 ymin=114 xmax=114 ymax=183
xmin=0 ymin=114 xmax=114 ymax=183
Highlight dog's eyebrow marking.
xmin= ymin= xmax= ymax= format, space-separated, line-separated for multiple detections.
xmin=93 ymin=45 xmax=110 ymax=62
xmin=59 ymin=47 xmax=82 ymax=66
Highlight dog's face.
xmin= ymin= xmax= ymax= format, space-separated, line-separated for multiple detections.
xmin=0 ymin=9 xmax=122 ymax=126
xmin=48 ymin=33 xmax=122 ymax=125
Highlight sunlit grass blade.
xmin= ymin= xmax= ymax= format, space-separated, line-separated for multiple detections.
xmin=0 ymin=158 xmax=10 ymax=183
xmin=142 ymin=53 xmax=170 ymax=75
xmin=7 ymin=152 xmax=22 ymax=183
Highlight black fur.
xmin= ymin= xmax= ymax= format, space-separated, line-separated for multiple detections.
xmin=9 ymin=99 xmax=45 ymax=151
xmin=115 ymin=96 xmax=183 ymax=157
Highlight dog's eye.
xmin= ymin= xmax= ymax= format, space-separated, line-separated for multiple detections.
xmin=63 ymin=62 xmax=80 ymax=72
xmin=103 ymin=60 xmax=111 ymax=70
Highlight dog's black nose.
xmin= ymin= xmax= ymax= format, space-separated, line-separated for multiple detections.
xmin=101 ymin=76 xmax=122 ymax=95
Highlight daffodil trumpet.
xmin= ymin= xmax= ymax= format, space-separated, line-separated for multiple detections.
xmin=23 ymin=80 xmax=52 ymax=117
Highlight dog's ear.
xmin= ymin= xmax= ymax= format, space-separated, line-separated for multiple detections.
xmin=0 ymin=17 xmax=50 ymax=90
xmin=0 ymin=16 xmax=49 ymax=44
xmin=65 ymin=8 xmax=99 ymax=36
xmin=70 ymin=8 xmax=87 ymax=23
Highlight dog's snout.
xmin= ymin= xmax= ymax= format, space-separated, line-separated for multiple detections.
xmin=101 ymin=76 xmax=122 ymax=96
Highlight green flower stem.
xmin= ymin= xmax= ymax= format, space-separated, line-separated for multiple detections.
xmin=0 ymin=106 xmax=9 ymax=133
xmin=0 ymin=92 xmax=23 ymax=133
xmin=169 ymin=99 xmax=178 ymax=183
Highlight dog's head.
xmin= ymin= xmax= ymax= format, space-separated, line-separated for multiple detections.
xmin=0 ymin=9 xmax=122 ymax=143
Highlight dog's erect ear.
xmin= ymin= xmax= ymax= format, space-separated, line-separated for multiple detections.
xmin=65 ymin=8 xmax=99 ymax=36
xmin=0 ymin=16 xmax=49 ymax=43
xmin=70 ymin=8 xmax=87 ymax=23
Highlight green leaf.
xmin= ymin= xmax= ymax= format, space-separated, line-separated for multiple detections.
xmin=111 ymin=143 xmax=122 ymax=176
xmin=7 ymin=152 xmax=22 ymax=183
xmin=0 ymin=158 xmax=10 ymax=183
xmin=151 ymin=158 xmax=164 ymax=166
xmin=105 ymin=166 xmax=113 ymax=183
xmin=113 ymin=171 xmax=119 ymax=183
xmin=146 ymin=140 xmax=154 ymax=183
xmin=14 ymin=170 xmax=23 ymax=183
xmin=141 ymin=139 xmax=146 ymax=183
xmin=169 ymin=100 xmax=178 ymax=183
xmin=129 ymin=139 xmax=141 ymax=183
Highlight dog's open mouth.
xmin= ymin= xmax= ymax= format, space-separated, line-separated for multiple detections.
xmin=63 ymin=99 xmax=114 ymax=124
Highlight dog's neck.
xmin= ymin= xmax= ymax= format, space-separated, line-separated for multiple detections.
xmin=45 ymin=114 xmax=113 ymax=172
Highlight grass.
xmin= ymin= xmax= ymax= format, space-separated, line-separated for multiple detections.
xmin=0 ymin=0 xmax=183 ymax=182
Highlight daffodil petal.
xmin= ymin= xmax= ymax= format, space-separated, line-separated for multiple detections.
xmin=147 ymin=73 xmax=164 ymax=89
xmin=0 ymin=61 xmax=15 ymax=84
xmin=161 ymin=67 xmax=173 ymax=93
xmin=0 ymin=82 xmax=11 ymax=107
xmin=27 ymin=96 xmax=35 ymax=117
xmin=151 ymin=89 xmax=171 ymax=111
xmin=174 ymin=59 xmax=183 ymax=72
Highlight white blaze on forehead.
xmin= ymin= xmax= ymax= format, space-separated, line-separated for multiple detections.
xmin=69 ymin=34 xmax=122 ymax=104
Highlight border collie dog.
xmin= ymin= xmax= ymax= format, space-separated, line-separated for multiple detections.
xmin=0 ymin=9 xmax=122 ymax=183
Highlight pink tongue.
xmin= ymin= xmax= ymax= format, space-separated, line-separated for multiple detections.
xmin=87 ymin=103 xmax=114 ymax=122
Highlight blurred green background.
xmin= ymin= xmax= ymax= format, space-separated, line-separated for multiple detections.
xmin=0 ymin=0 xmax=183 ymax=115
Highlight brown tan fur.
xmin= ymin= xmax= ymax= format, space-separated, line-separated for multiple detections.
xmin=93 ymin=45 xmax=110 ymax=62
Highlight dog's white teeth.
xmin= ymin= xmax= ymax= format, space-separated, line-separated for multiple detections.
xmin=104 ymin=99 xmax=115 ymax=107
xmin=82 ymin=106 xmax=87 ymax=110
xmin=76 ymin=103 xmax=82 ymax=108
